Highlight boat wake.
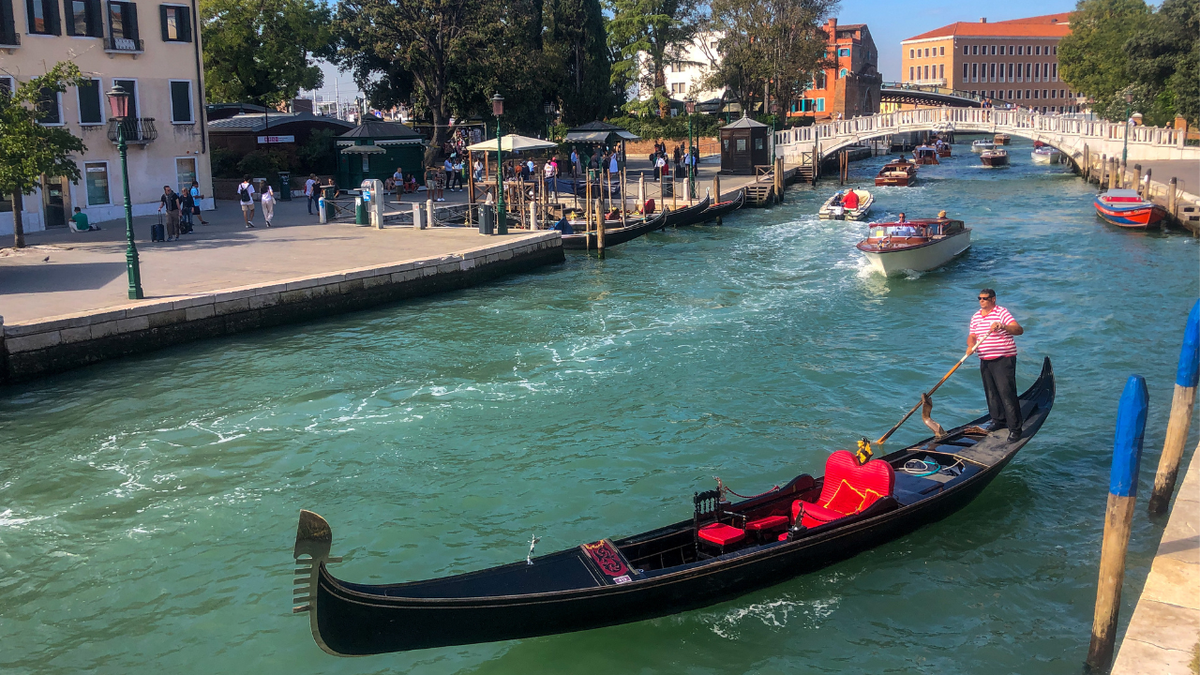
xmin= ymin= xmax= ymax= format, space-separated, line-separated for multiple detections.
xmin=696 ymin=595 xmax=841 ymax=639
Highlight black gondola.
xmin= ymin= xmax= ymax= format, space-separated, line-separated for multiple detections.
xmin=293 ymin=358 xmax=1055 ymax=656
xmin=558 ymin=210 xmax=669 ymax=250
xmin=699 ymin=189 xmax=746 ymax=223
xmin=662 ymin=195 xmax=712 ymax=227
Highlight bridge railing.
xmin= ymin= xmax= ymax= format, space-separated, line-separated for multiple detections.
xmin=775 ymin=106 xmax=1188 ymax=160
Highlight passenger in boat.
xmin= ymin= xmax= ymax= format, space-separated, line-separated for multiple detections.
xmin=967 ymin=289 xmax=1025 ymax=442
xmin=843 ymin=190 xmax=859 ymax=210
xmin=897 ymin=212 xmax=907 ymax=223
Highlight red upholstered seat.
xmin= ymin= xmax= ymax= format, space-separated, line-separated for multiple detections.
xmin=698 ymin=522 xmax=746 ymax=546
xmin=744 ymin=515 xmax=790 ymax=532
xmin=793 ymin=450 xmax=894 ymax=530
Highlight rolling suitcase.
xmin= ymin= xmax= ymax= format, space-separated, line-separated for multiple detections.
xmin=151 ymin=214 xmax=165 ymax=242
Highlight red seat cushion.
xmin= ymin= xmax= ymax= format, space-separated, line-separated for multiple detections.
xmin=744 ymin=515 xmax=789 ymax=532
xmin=793 ymin=450 xmax=895 ymax=529
xmin=698 ymin=522 xmax=745 ymax=546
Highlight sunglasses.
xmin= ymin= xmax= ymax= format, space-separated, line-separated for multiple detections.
xmin=978 ymin=296 xmax=995 ymax=301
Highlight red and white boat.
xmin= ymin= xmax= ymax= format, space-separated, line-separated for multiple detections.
xmin=856 ymin=218 xmax=972 ymax=276
xmin=1093 ymin=189 xmax=1168 ymax=228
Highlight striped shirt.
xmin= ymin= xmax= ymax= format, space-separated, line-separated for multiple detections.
xmin=970 ymin=306 xmax=1019 ymax=359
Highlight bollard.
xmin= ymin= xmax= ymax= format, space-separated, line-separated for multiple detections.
xmin=426 ymin=199 xmax=435 ymax=230
xmin=1086 ymin=374 xmax=1150 ymax=673
xmin=1149 ymin=300 xmax=1200 ymax=514
xmin=413 ymin=202 xmax=423 ymax=230
xmin=318 ymin=195 xmax=327 ymax=224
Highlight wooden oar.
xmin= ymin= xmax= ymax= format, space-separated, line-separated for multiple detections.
xmin=876 ymin=342 xmax=980 ymax=447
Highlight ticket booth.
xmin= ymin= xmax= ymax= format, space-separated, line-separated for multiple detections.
xmin=720 ymin=117 xmax=769 ymax=175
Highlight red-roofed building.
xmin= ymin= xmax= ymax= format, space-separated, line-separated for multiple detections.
xmin=899 ymin=14 xmax=1084 ymax=112
xmin=789 ymin=18 xmax=881 ymax=121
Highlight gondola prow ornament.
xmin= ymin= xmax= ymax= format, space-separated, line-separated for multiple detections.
xmin=526 ymin=533 xmax=541 ymax=566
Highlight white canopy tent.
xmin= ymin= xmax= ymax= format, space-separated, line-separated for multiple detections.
xmin=465 ymin=135 xmax=559 ymax=153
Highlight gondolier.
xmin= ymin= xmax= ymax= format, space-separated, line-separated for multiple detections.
xmin=967 ymin=289 xmax=1024 ymax=441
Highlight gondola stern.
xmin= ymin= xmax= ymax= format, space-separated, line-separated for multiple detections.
xmin=293 ymin=510 xmax=345 ymax=656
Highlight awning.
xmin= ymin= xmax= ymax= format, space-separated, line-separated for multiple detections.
xmin=340 ymin=145 xmax=387 ymax=154
xmin=563 ymin=130 xmax=640 ymax=143
xmin=465 ymin=134 xmax=559 ymax=153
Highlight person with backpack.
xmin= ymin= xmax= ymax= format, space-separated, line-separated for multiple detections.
xmin=158 ymin=185 xmax=183 ymax=241
xmin=238 ymin=175 xmax=256 ymax=228
xmin=259 ymin=179 xmax=275 ymax=227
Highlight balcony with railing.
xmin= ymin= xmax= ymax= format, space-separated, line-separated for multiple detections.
xmin=107 ymin=118 xmax=158 ymax=145
xmin=105 ymin=36 xmax=144 ymax=54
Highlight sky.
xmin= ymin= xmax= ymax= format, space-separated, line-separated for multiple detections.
xmin=837 ymin=0 xmax=1080 ymax=79
xmin=304 ymin=0 xmax=1083 ymax=106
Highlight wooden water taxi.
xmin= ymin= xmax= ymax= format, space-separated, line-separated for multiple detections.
xmin=1093 ymin=189 xmax=1168 ymax=228
xmin=971 ymin=140 xmax=995 ymax=153
xmin=936 ymin=143 xmax=952 ymax=158
xmin=291 ymin=360 xmax=1055 ymax=655
xmin=818 ymin=189 xmax=874 ymax=220
xmin=913 ymin=146 xmax=940 ymax=165
xmin=856 ymin=218 xmax=971 ymax=276
xmin=980 ymin=149 xmax=1009 ymax=167
xmin=875 ymin=158 xmax=918 ymax=187
xmin=993 ymin=133 xmax=1011 ymax=145
xmin=1031 ymin=146 xmax=1062 ymax=164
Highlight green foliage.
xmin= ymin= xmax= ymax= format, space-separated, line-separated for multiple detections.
xmin=1057 ymin=0 xmax=1151 ymax=119
xmin=209 ymin=146 xmax=241 ymax=178
xmin=606 ymin=113 xmax=721 ymax=140
xmin=298 ymin=129 xmax=338 ymax=175
xmin=200 ymin=0 xmax=332 ymax=108
xmin=545 ymin=0 xmax=615 ymax=124
xmin=0 ymin=62 xmax=87 ymax=248
xmin=606 ymin=0 xmax=702 ymax=117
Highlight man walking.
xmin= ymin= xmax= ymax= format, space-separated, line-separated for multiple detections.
xmin=158 ymin=185 xmax=182 ymax=241
xmin=304 ymin=174 xmax=319 ymax=215
xmin=238 ymin=175 xmax=257 ymax=228
xmin=967 ymin=288 xmax=1025 ymax=441
xmin=189 ymin=181 xmax=209 ymax=224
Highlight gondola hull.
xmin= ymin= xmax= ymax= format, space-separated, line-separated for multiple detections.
xmin=698 ymin=189 xmax=746 ymax=223
xmin=296 ymin=360 xmax=1055 ymax=656
xmin=559 ymin=210 xmax=668 ymax=250
xmin=663 ymin=196 xmax=712 ymax=227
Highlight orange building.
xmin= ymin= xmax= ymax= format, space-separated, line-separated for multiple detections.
xmin=899 ymin=13 xmax=1084 ymax=113
xmin=789 ymin=18 xmax=881 ymax=121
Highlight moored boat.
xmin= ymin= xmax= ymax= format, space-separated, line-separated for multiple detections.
xmin=663 ymin=195 xmax=712 ymax=227
xmin=856 ymin=218 xmax=971 ymax=275
xmin=818 ymin=189 xmax=874 ymax=220
xmin=1093 ymin=189 xmax=1168 ymax=228
xmin=980 ymin=149 xmax=1009 ymax=167
xmin=559 ymin=210 xmax=669 ymax=249
xmin=874 ymin=158 xmax=918 ymax=187
xmin=699 ymin=189 xmax=746 ymax=223
xmin=993 ymin=133 xmax=1011 ymax=145
xmin=1031 ymin=146 xmax=1062 ymax=164
xmin=292 ymin=360 xmax=1055 ymax=655
xmin=971 ymin=140 xmax=995 ymax=153
xmin=913 ymin=146 xmax=940 ymax=165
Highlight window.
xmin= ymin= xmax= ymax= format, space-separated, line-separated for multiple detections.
xmin=1007 ymin=63 xmax=1013 ymax=79
xmin=909 ymin=48 xmax=914 ymax=59
xmin=989 ymin=90 xmax=995 ymax=98
xmin=710 ymin=41 xmax=717 ymax=51
xmin=939 ymin=64 xmax=944 ymax=79
xmin=170 ymin=80 xmax=193 ymax=123
xmin=972 ymin=45 xmax=978 ymax=55
xmin=838 ymin=48 xmax=849 ymax=57
xmin=26 ymin=0 xmax=61 ymax=34
xmin=909 ymin=66 xmax=914 ymax=81
xmin=36 ymin=87 xmax=61 ymax=124
xmin=963 ymin=45 xmax=969 ymax=55
xmin=971 ymin=62 xmax=977 ymax=82
xmin=1035 ymin=45 xmax=1041 ymax=55
xmin=1034 ymin=63 xmax=1040 ymax=80
xmin=1017 ymin=45 xmax=1023 ymax=55
xmin=1015 ymin=90 xmax=1021 ymax=99
xmin=1025 ymin=89 xmax=1031 ymax=99
xmin=971 ymin=90 xmax=977 ymax=96
xmin=1042 ymin=89 xmax=1048 ymax=99
xmin=736 ymin=138 xmax=746 ymax=151
xmin=361 ymin=155 xmax=370 ymax=172
xmin=1008 ymin=89 xmax=1013 ymax=99
xmin=77 ymin=78 xmax=103 ymax=124
xmin=989 ymin=63 xmax=995 ymax=80
xmin=839 ymin=68 xmax=847 ymax=77
xmin=814 ymin=98 xmax=824 ymax=112
xmin=160 ymin=3 xmax=190 ymax=41
xmin=939 ymin=47 xmax=944 ymax=56
xmin=1033 ymin=89 xmax=1039 ymax=99
xmin=924 ymin=65 xmax=929 ymax=80
xmin=1008 ymin=45 xmax=1014 ymax=55
xmin=1025 ymin=63 xmax=1031 ymax=79
xmin=1053 ymin=45 xmax=1057 ymax=55
xmin=0 ymin=76 xmax=12 ymax=98
xmin=108 ymin=1 xmax=140 ymax=43
xmin=175 ymin=157 xmax=196 ymax=194
xmin=754 ymin=138 xmax=763 ymax=150
xmin=1052 ymin=63 xmax=1058 ymax=80
xmin=963 ymin=63 xmax=969 ymax=81
xmin=923 ymin=48 xmax=929 ymax=58
xmin=84 ymin=162 xmax=110 ymax=205
xmin=813 ymin=71 xmax=825 ymax=89
xmin=990 ymin=45 xmax=996 ymax=55
xmin=66 ymin=0 xmax=103 ymax=36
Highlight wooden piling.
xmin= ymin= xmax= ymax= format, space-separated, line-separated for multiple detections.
xmin=1149 ymin=300 xmax=1200 ymax=514
xmin=1109 ymin=158 xmax=1119 ymax=190
xmin=774 ymin=157 xmax=785 ymax=204
xmin=1169 ymin=177 xmax=1179 ymax=219
xmin=595 ymin=199 xmax=605 ymax=251
xmin=1086 ymin=375 xmax=1150 ymax=673
xmin=1083 ymin=144 xmax=1090 ymax=181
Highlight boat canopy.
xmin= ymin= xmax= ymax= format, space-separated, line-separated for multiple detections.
xmin=1102 ymin=189 xmax=1144 ymax=202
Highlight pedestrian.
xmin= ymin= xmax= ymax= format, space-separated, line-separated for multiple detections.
xmin=425 ymin=165 xmax=438 ymax=198
xmin=69 ymin=207 xmax=100 ymax=231
xmin=159 ymin=184 xmax=182 ymax=240
xmin=443 ymin=156 xmax=455 ymax=193
xmin=608 ymin=152 xmax=619 ymax=176
xmin=393 ymin=166 xmax=404 ymax=199
xmin=237 ymin=175 xmax=256 ymax=228
xmin=473 ymin=158 xmax=483 ymax=182
xmin=569 ymin=149 xmax=579 ymax=177
xmin=305 ymin=174 xmax=319 ymax=215
xmin=179 ymin=186 xmax=195 ymax=233
xmin=189 ymin=180 xmax=209 ymax=224
xmin=453 ymin=157 xmax=465 ymax=190
xmin=259 ymin=179 xmax=275 ymax=227
xmin=655 ymin=153 xmax=667 ymax=180
xmin=967 ymin=289 xmax=1025 ymax=441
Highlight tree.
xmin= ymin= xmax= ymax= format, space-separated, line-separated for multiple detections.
xmin=703 ymin=0 xmax=836 ymax=118
xmin=607 ymin=0 xmax=703 ymax=117
xmin=0 ymin=63 xmax=87 ymax=249
xmin=200 ymin=0 xmax=332 ymax=108
xmin=544 ymin=0 xmax=615 ymax=124
xmin=1125 ymin=0 xmax=1198 ymax=126
xmin=1057 ymin=0 xmax=1151 ymax=120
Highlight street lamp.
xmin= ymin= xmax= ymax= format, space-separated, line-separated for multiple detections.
xmin=543 ymin=101 xmax=554 ymax=140
xmin=685 ymin=96 xmax=696 ymax=199
xmin=106 ymin=84 xmax=144 ymax=300
xmin=1121 ymin=89 xmax=1133 ymax=166
xmin=492 ymin=93 xmax=507 ymax=235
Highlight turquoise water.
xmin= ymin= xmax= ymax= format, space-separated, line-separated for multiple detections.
xmin=2 ymin=138 xmax=1197 ymax=674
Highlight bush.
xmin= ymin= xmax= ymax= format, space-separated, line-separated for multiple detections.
xmin=210 ymin=146 xmax=241 ymax=179
xmin=605 ymin=114 xmax=723 ymax=141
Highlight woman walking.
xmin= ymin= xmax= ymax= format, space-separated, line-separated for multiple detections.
xmin=259 ymin=179 xmax=276 ymax=227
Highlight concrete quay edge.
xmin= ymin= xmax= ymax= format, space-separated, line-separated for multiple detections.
xmin=0 ymin=231 xmax=562 ymax=384
xmin=1111 ymin=445 xmax=1200 ymax=675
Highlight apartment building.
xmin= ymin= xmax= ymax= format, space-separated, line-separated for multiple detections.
xmin=0 ymin=0 xmax=212 ymax=236
xmin=791 ymin=18 xmax=881 ymax=121
xmin=899 ymin=13 xmax=1085 ymax=113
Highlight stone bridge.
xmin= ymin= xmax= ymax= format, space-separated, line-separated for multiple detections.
xmin=775 ymin=106 xmax=1196 ymax=168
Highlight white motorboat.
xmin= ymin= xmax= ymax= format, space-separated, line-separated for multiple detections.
xmin=818 ymin=189 xmax=874 ymax=220
xmin=971 ymin=140 xmax=996 ymax=153
xmin=1031 ymin=146 xmax=1062 ymax=164
xmin=856 ymin=218 xmax=972 ymax=276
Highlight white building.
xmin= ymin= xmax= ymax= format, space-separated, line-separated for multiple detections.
xmin=635 ymin=33 xmax=727 ymax=112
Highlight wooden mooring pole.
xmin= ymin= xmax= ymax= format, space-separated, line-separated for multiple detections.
xmin=713 ymin=175 xmax=722 ymax=224
xmin=1149 ymin=300 xmax=1200 ymax=514
xmin=1086 ymin=374 xmax=1150 ymax=673
xmin=774 ymin=157 xmax=784 ymax=204
xmin=595 ymin=198 xmax=605 ymax=252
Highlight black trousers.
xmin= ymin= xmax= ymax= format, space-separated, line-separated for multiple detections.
xmin=980 ymin=355 xmax=1022 ymax=430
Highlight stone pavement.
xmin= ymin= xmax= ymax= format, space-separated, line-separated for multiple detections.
xmin=1111 ymin=445 xmax=1200 ymax=675
xmin=0 ymin=197 xmax=539 ymax=324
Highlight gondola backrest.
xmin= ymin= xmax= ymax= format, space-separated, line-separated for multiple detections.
xmin=693 ymin=489 xmax=725 ymax=547
xmin=799 ymin=450 xmax=895 ymax=522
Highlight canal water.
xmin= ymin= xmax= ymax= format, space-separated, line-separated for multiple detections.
xmin=2 ymin=138 xmax=1196 ymax=674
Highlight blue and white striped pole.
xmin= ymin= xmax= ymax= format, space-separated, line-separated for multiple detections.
xmin=1149 ymin=299 xmax=1200 ymax=514
xmin=1086 ymin=374 xmax=1149 ymax=672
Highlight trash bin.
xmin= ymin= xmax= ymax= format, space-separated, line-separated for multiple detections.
xmin=479 ymin=204 xmax=494 ymax=235
xmin=355 ymin=191 xmax=368 ymax=225
xmin=278 ymin=171 xmax=292 ymax=201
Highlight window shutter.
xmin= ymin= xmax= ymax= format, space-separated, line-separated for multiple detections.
xmin=48 ymin=0 xmax=61 ymax=34
xmin=178 ymin=5 xmax=189 ymax=41
xmin=87 ymin=0 xmax=102 ymax=36
xmin=2 ymin=0 xmax=17 ymax=40
xmin=63 ymin=0 xmax=75 ymax=35
xmin=159 ymin=4 xmax=168 ymax=41
xmin=126 ymin=1 xmax=138 ymax=41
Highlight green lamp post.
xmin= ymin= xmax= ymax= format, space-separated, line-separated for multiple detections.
xmin=106 ymin=84 xmax=144 ymax=300
xmin=1121 ymin=90 xmax=1133 ymax=166
xmin=685 ymin=96 xmax=696 ymax=199
xmin=492 ymin=93 xmax=508 ymax=235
